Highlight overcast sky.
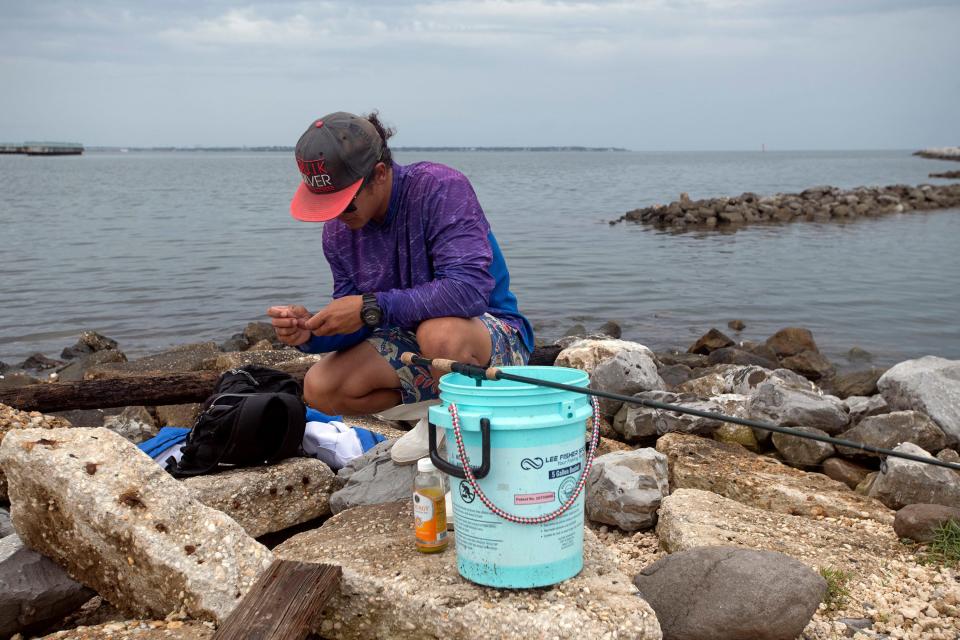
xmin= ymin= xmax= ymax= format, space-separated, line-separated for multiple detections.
xmin=1 ymin=1 xmax=958 ymax=150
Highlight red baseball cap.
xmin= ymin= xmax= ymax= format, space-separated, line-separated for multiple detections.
xmin=290 ymin=112 xmax=384 ymax=222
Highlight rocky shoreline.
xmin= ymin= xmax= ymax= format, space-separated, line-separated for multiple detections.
xmin=914 ymin=147 xmax=960 ymax=162
xmin=1 ymin=324 xmax=959 ymax=639
xmin=610 ymin=182 xmax=960 ymax=232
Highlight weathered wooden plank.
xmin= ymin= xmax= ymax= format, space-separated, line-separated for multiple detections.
xmin=0 ymin=346 xmax=560 ymax=413
xmin=213 ymin=559 xmax=341 ymax=640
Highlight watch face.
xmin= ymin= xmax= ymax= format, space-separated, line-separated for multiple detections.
xmin=363 ymin=307 xmax=382 ymax=326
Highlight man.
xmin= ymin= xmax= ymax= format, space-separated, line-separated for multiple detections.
xmin=269 ymin=111 xmax=533 ymax=463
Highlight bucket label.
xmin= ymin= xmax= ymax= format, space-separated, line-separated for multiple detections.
xmin=449 ymin=439 xmax=585 ymax=568
xmin=548 ymin=462 xmax=581 ymax=479
xmin=514 ymin=491 xmax=555 ymax=505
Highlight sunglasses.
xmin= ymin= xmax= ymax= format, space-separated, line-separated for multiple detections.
xmin=342 ymin=191 xmax=360 ymax=215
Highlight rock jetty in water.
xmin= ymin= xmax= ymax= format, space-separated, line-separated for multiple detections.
xmin=914 ymin=147 xmax=960 ymax=162
xmin=611 ymin=183 xmax=960 ymax=232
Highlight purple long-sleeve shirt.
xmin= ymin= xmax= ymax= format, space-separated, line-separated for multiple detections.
xmin=320 ymin=161 xmax=530 ymax=344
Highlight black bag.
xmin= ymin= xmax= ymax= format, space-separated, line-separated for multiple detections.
xmin=168 ymin=366 xmax=306 ymax=477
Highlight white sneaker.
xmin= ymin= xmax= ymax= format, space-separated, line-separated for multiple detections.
xmin=390 ymin=417 xmax=444 ymax=465
xmin=374 ymin=399 xmax=440 ymax=422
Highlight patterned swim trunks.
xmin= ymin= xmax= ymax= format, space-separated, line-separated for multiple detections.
xmin=366 ymin=313 xmax=530 ymax=404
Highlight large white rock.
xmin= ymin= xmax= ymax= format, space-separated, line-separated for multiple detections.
xmin=274 ymin=501 xmax=662 ymax=640
xmin=585 ymin=449 xmax=669 ymax=531
xmin=878 ymin=356 xmax=960 ymax=444
xmin=590 ymin=348 xmax=666 ymax=416
xmin=747 ymin=382 xmax=849 ymax=438
xmin=868 ymin=442 xmax=960 ymax=510
xmin=555 ymin=338 xmax=658 ymax=375
xmin=655 ymin=433 xmax=892 ymax=523
xmin=614 ymin=392 xmax=750 ymax=441
xmin=0 ymin=428 xmax=272 ymax=622
xmin=183 ymin=457 xmax=336 ymax=538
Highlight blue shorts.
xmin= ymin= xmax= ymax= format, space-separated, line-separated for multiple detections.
xmin=366 ymin=313 xmax=530 ymax=404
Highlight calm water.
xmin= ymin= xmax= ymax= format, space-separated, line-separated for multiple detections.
xmin=1 ymin=149 xmax=958 ymax=369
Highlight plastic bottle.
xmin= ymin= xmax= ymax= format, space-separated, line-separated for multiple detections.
xmin=413 ymin=457 xmax=448 ymax=553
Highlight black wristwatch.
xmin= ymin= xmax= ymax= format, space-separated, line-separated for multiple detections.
xmin=360 ymin=293 xmax=383 ymax=328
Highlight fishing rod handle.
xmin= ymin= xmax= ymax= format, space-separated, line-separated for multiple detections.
xmin=399 ymin=353 xmax=500 ymax=380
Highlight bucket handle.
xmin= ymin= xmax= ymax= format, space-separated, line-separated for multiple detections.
xmin=428 ymin=418 xmax=491 ymax=479
xmin=447 ymin=395 xmax=601 ymax=525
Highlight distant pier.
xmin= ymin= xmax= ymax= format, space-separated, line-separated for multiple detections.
xmin=0 ymin=141 xmax=84 ymax=156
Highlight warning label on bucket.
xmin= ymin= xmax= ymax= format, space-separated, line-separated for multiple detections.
xmin=514 ymin=491 xmax=555 ymax=505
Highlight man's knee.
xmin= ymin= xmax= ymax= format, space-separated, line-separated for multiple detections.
xmin=416 ymin=317 xmax=490 ymax=364
xmin=303 ymin=362 xmax=340 ymax=414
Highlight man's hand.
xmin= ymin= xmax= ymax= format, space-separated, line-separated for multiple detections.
xmin=267 ymin=305 xmax=313 ymax=347
xmin=304 ymin=295 xmax=364 ymax=336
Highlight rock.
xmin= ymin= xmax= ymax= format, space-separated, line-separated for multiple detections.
xmin=102 ymin=406 xmax=157 ymax=444
xmin=0 ymin=361 xmax=6 ymax=374
xmin=727 ymin=319 xmax=746 ymax=331
xmin=877 ymin=356 xmax=960 ymax=444
xmin=202 ymin=351 xmax=318 ymax=372
xmin=938 ymin=448 xmax=960 ymax=473
xmin=655 ymin=488 xmax=896 ymax=579
xmin=274 ymin=501 xmax=661 ymax=640
xmin=836 ymin=411 xmax=948 ymax=459
xmin=220 ymin=332 xmax=249 ymax=353
xmin=723 ymin=366 xmax=815 ymax=396
xmin=747 ymin=383 xmax=849 ymax=437
xmin=855 ymin=471 xmax=878 ymax=495
xmin=19 ymin=353 xmax=63 ymax=371
xmin=183 ymin=458 xmax=336 ymax=538
xmin=654 ymin=351 xmax=708 ymax=369
xmin=843 ymin=395 xmax=889 ymax=423
xmin=658 ymin=364 xmax=692 ymax=389
xmin=0 ymin=507 xmax=12 ymax=538
xmin=330 ymin=440 xmax=418 ymax=513
xmin=596 ymin=320 xmax=622 ymax=339
xmin=676 ymin=372 xmax=729 ymax=397
xmin=847 ymin=346 xmax=873 ymax=363
xmin=585 ymin=449 xmax=669 ymax=531
xmin=634 ymin=544 xmax=825 ymax=640
xmin=85 ymin=342 xmax=221 ymax=379
xmin=687 ymin=328 xmax=734 ymax=355
xmin=242 ymin=321 xmax=278 ymax=347
xmin=828 ymin=368 xmax=886 ymax=399
xmin=49 ymin=408 xmax=123 ymax=429
xmin=893 ymin=503 xmax=960 ymax=543
xmin=247 ymin=339 xmax=274 ymax=351
xmin=0 ymin=427 xmax=273 ymax=622
xmin=0 ymin=372 xmax=41 ymax=389
xmin=613 ymin=392 xmax=749 ymax=440
xmin=868 ymin=442 xmax=960 ymax=510
xmin=0 ymin=534 xmax=95 ymax=639
xmin=656 ymin=433 xmax=892 ymax=522
xmin=780 ymin=349 xmax=834 ymax=381
xmin=822 ymin=457 xmax=872 ymax=490
xmin=154 ymin=403 xmax=202 ymax=428
xmin=712 ymin=423 xmax=759 ymax=451
xmin=0 ymin=404 xmax=73 ymax=501
xmin=35 ymin=620 xmax=214 ymax=639
xmin=55 ymin=349 xmax=128 ymax=382
xmin=772 ymin=426 xmax=835 ymax=467
xmin=555 ymin=338 xmax=659 ymax=376
xmin=61 ymin=331 xmax=119 ymax=359
xmin=739 ymin=341 xmax=780 ymax=364
xmin=707 ymin=347 xmax=778 ymax=369
xmin=561 ymin=323 xmax=587 ymax=338
xmin=765 ymin=327 xmax=819 ymax=358
xmin=589 ymin=348 xmax=665 ymax=416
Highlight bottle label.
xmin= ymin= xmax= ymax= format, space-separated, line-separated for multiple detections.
xmin=414 ymin=490 xmax=447 ymax=545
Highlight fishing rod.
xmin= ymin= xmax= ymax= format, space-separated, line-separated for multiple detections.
xmin=401 ymin=353 xmax=960 ymax=473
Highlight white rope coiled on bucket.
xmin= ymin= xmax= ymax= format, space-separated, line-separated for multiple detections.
xmin=447 ymin=395 xmax=601 ymax=524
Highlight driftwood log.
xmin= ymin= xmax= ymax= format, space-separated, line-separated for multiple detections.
xmin=0 ymin=345 xmax=562 ymax=413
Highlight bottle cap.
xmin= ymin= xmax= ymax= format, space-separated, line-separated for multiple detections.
xmin=417 ymin=457 xmax=437 ymax=473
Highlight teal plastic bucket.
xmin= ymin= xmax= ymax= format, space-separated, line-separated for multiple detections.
xmin=428 ymin=366 xmax=593 ymax=588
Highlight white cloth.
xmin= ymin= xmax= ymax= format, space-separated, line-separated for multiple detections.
xmin=301 ymin=420 xmax=366 ymax=470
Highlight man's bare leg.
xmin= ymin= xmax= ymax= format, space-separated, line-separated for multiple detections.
xmin=303 ymin=341 xmax=402 ymax=415
xmin=416 ymin=317 xmax=493 ymax=379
